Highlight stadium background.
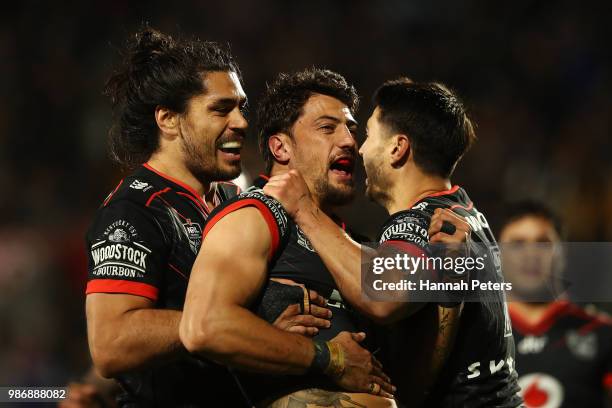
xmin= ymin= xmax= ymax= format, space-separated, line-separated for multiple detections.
xmin=1 ymin=0 xmax=610 ymax=389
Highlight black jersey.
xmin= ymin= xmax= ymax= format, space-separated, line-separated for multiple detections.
xmin=85 ymin=163 xmax=243 ymax=407
xmin=510 ymin=301 xmax=612 ymax=408
xmin=376 ymin=185 xmax=522 ymax=407
xmin=202 ymin=178 xmax=370 ymax=404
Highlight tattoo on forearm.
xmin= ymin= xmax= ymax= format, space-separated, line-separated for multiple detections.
xmin=268 ymin=388 xmax=367 ymax=408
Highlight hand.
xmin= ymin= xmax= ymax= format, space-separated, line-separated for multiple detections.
xmin=58 ymin=382 xmax=106 ymax=408
xmin=272 ymin=281 xmax=332 ymax=337
xmin=263 ymin=170 xmax=315 ymax=219
xmin=428 ymin=208 xmax=471 ymax=244
xmin=328 ymin=331 xmax=395 ymax=398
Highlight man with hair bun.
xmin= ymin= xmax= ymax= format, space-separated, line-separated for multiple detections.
xmin=77 ymin=29 xmax=337 ymax=407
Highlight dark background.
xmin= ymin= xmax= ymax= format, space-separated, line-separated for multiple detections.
xmin=1 ymin=0 xmax=610 ymax=387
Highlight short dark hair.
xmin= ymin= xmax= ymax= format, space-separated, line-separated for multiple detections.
xmin=257 ymin=68 xmax=359 ymax=173
xmin=373 ymin=78 xmax=476 ymax=178
xmin=500 ymin=200 xmax=564 ymax=237
xmin=104 ymin=28 xmax=240 ymax=168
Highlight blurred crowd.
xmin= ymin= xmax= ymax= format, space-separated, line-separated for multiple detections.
xmin=0 ymin=0 xmax=610 ymax=389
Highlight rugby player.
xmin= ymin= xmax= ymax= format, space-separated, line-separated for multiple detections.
xmin=180 ymin=68 xmax=396 ymax=407
xmin=264 ymin=79 xmax=523 ymax=407
xmin=500 ymin=201 xmax=612 ymax=407
xmin=83 ymin=29 xmax=332 ymax=407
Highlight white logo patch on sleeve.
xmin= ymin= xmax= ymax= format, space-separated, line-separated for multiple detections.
xmin=90 ymin=220 xmax=151 ymax=278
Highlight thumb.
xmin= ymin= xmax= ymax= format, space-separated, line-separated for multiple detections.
xmin=350 ymin=332 xmax=366 ymax=342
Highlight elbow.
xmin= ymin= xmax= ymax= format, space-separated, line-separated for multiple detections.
xmin=367 ymin=303 xmax=400 ymax=326
xmin=179 ymin=313 xmax=222 ymax=356
xmin=90 ymin=342 xmax=122 ymax=378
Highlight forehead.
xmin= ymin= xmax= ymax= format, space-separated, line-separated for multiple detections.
xmin=501 ymin=216 xmax=556 ymax=240
xmin=299 ymin=93 xmax=355 ymax=123
xmin=366 ymin=106 xmax=382 ymax=129
xmin=201 ymin=71 xmax=246 ymax=100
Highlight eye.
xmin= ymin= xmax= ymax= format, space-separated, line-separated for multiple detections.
xmin=319 ymin=124 xmax=335 ymax=133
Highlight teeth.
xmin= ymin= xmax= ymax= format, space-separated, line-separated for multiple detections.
xmin=221 ymin=141 xmax=242 ymax=149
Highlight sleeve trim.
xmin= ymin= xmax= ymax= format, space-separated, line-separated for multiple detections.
xmin=382 ymin=240 xmax=427 ymax=257
xmin=203 ymin=199 xmax=280 ymax=260
xmin=86 ymin=279 xmax=159 ymax=301
xmin=604 ymin=372 xmax=612 ymax=389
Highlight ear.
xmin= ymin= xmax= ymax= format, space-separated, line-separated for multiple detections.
xmin=390 ymin=134 xmax=410 ymax=167
xmin=155 ymin=106 xmax=180 ymax=138
xmin=268 ymin=133 xmax=292 ymax=166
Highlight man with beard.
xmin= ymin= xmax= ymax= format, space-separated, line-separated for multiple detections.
xmin=500 ymin=201 xmax=612 ymax=408
xmin=84 ymin=29 xmax=334 ymax=407
xmin=264 ymin=78 xmax=523 ymax=407
xmin=180 ymin=68 xmax=396 ymax=407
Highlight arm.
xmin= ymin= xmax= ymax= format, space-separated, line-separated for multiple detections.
xmin=179 ymin=205 xmax=394 ymax=396
xmin=264 ymin=170 xmax=470 ymax=325
xmin=87 ymin=294 xmax=184 ymax=378
xmin=179 ymin=207 xmax=315 ymax=373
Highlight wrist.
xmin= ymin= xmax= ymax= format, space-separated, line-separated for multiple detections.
xmin=309 ymin=340 xmax=345 ymax=379
xmin=294 ymin=198 xmax=318 ymax=228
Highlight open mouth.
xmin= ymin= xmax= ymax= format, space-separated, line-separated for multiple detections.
xmin=329 ymin=157 xmax=354 ymax=178
xmin=218 ymin=140 xmax=243 ymax=156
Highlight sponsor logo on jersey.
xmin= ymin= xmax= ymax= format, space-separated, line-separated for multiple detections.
xmin=241 ymin=189 xmax=289 ymax=235
xmin=129 ymin=179 xmax=152 ymax=191
xmin=566 ymin=330 xmax=597 ymax=360
xmin=296 ymin=226 xmax=315 ymax=252
xmin=518 ymin=373 xmax=564 ymax=408
xmin=91 ymin=220 xmax=150 ymax=278
xmin=379 ymin=216 xmax=428 ymax=246
xmin=466 ymin=356 xmax=516 ymax=380
xmin=183 ymin=222 xmax=202 ymax=253
xmin=412 ymin=202 xmax=428 ymax=211
xmin=464 ymin=210 xmax=490 ymax=233
xmin=517 ymin=335 xmax=548 ymax=354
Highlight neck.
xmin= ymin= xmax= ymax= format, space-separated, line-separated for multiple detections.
xmin=384 ymin=167 xmax=451 ymax=215
xmin=147 ymin=154 xmax=210 ymax=197
xmin=269 ymin=164 xmax=335 ymax=215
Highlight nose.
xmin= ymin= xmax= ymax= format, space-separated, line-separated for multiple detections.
xmin=337 ymin=126 xmax=357 ymax=151
xmin=230 ymin=108 xmax=248 ymax=132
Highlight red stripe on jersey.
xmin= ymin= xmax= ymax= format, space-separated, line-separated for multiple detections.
xmin=383 ymin=240 xmax=428 ymax=257
xmin=604 ymin=373 xmax=612 ymax=389
xmin=143 ymin=163 xmax=205 ymax=206
xmin=258 ymin=174 xmax=270 ymax=181
xmin=177 ymin=192 xmax=207 ymax=214
xmin=86 ymin=279 xmax=159 ymax=301
xmin=146 ymin=187 xmax=171 ymax=207
xmin=168 ymin=263 xmax=188 ymax=280
xmin=408 ymin=185 xmax=461 ymax=209
xmin=508 ymin=301 xmax=571 ymax=336
xmin=203 ymin=199 xmax=280 ymax=260
xmin=103 ymin=179 xmax=124 ymax=207
xmin=450 ymin=201 xmax=474 ymax=211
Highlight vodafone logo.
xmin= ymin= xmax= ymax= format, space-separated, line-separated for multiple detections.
xmin=518 ymin=373 xmax=563 ymax=408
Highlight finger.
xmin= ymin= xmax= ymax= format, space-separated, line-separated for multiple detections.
xmin=370 ymin=375 xmax=396 ymax=397
xmin=308 ymin=289 xmax=327 ymax=307
xmin=371 ymin=364 xmax=391 ymax=383
xmin=288 ymin=325 xmax=318 ymax=336
xmin=310 ymin=304 xmax=332 ymax=319
xmin=275 ymin=303 xmax=301 ymax=320
xmin=292 ymin=314 xmax=331 ymax=328
xmin=350 ymin=332 xmax=366 ymax=342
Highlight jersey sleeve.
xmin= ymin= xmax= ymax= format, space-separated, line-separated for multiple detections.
xmin=85 ymin=200 xmax=169 ymax=301
xmin=202 ymin=189 xmax=290 ymax=260
xmin=377 ymin=210 xmax=430 ymax=254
